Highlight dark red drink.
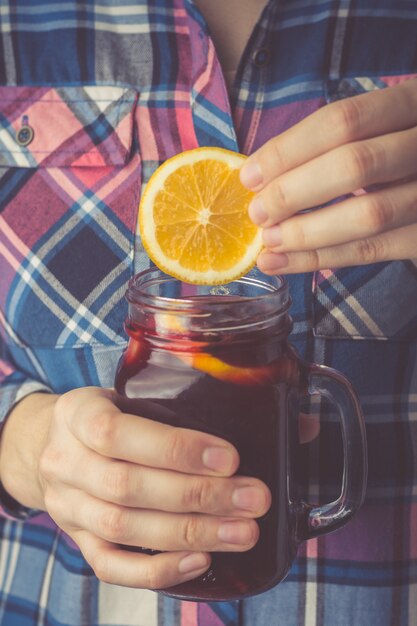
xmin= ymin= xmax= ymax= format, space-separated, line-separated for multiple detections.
xmin=114 ymin=268 xmax=367 ymax=601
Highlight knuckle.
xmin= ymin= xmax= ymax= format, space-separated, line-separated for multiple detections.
xmin=183 ymin=478 xmax=215 ymax=512
xmin=103 ymin=462 xmax=132 ymax=505
xmin=39 ymin=444 xmax=62 ymax=482
xmin=356 ymin=236 xmax=387 ymax=264
xmin=54 ymin=390 xmax=75 ymax=415
xmin=164 ymin=429 xmax=188 ymax=468
xmin=55 ymin=388 xmax=90 ymax=422
xmin=182 ymin=516 xmax=203 ymax=549
xmin=346 ymin=142 xmax=384 ymax=188
xmin=303 ymin=248 xmax=320 ymax=271
xmin=333 ymin=97 xmax=363 ymax=142
xmin=269 ymin=139 xmax=290 ymax=173
xmin=142 ymin=562 xmax=166 ymax=590
xmin=97 ymin=505 xmax=127 ymax=542
xmin=87 ymin=411 xmax=118 ymax=454
xmin=287 ymin=219 xmax=307 ymax=250
xmin=364 ymin=194 xmax=395 ymax=233
xmin=270 ymin=179 xmax=289 ymax=215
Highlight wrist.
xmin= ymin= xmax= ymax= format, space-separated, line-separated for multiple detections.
xmin=0 ymin=392 xmax=58 ymax=511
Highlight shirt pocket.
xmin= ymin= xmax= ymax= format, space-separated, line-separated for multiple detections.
xmin=0 ymin=86 xmax=140 ymax=351
xmin=313 ymin=75 xmax=417 ymax=342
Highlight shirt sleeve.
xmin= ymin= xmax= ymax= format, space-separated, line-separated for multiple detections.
xmin=0 ymin=339 xmax=50 ymax=520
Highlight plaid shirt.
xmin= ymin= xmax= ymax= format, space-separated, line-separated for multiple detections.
xmin=1 ymin=1 xmax=417 ymax=625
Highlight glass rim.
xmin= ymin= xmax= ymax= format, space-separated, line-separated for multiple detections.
xmin=126 ymin=267 xmax=290 ymax=312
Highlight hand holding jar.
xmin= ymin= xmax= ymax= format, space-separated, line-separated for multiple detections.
xmin=0 ymin=386 xmax=271 ymax=590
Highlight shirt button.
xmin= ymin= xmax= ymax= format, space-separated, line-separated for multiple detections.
xmin=16 ymin=125 xmax=34 ymax=147
xmin=252 ymin=47 xmax=271 ymax=67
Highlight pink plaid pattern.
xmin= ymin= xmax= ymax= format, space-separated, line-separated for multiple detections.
xmin=0 ymin=86 xmax=137 ymax=167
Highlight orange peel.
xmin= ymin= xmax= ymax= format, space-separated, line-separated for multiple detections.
xmin=177 ymin=351 xmax=299 ymax=386
xmin=139 ymin=147 xmax=263 ymax=285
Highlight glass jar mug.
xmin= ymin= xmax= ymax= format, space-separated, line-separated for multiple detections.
xmin=114 ymin=267 xmax=367 ymax=602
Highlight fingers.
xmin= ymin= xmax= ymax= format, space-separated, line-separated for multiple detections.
xmin=65 ymin=490 xmax=260 ymax=553
xmin=247 ymin=126 xmax=417 ymax=228
xmin=262 ymin=179 xmax=417 ymax=253
xmin=59 ymin=389 xmax=239 ymax=476
xmin=240 ymin=77 xmax=417 ymax=191
xmin=75 ymin=531 xmax=211 ymax=589
xmin=258 ymin=222 xmax=417 ymax=274
xmin=238 ymin=79 xmax=417 ymax=271
xmin=46 ymin=445 xmax=270 ymax=516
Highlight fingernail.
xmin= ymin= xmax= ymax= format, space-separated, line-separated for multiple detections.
xmin=258 ymin=252 xmax=289 ymax=273
xmin=240 ymin=160 xmax=263 ymax=189
xmin=232 ymin=486 xmax=265 ymax=512
xmin=202 ymin=447 xmax=234 ymax=473
xmin=248 ymin=197 xmax=268 ymax=226
xmin=178 ymin=553 xmax=209 ymax=574
xmin=218 ymin=521 xmax=254 ymax=545
xmin=263 ymin=225 xmax=282 ymax=248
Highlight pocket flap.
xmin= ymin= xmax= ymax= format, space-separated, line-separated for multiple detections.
xmin=313 ymin=261 xmax=417 ymax=341
xmin=0 ymin=86 xmax=137 ymax=168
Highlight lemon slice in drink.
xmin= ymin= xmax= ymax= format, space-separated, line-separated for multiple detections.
xmin=139 ymin=147 xmax=263 ymax=285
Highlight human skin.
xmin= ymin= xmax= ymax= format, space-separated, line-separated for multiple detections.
xmin=0 ymin=388 xmax=318 ymax=589
xmin=0 ymin=388 xmax=269 ymax=588
xmin=240 ymin=78 xmax=417 ymax=273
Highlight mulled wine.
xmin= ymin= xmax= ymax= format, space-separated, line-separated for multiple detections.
xmin=114 ymin=268 xmax=367 ymax=601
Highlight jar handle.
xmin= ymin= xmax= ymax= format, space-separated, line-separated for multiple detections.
xmin=295 ymin=362 xmax=367 ymax=540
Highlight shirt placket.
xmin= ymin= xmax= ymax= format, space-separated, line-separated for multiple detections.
xmin=167 ymin=3 xmax=283 ymax=626
xmin=175 ymin=0 xmax=242 ymax=609
xmin=231 ymin=0 xmax=276 ymax=155
xmin=185 ymin=0 xmax=276 ymax=157
xmin=174 ymin=4 xmax=273 ymax=626
xmin=183 ymin=0 xmax=239 ymax=153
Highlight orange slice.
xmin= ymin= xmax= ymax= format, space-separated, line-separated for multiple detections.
xmin=177 ymin=352 xmax=299 ymax=387
xmin=139 ymin=147 xmax=263 ymax=285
